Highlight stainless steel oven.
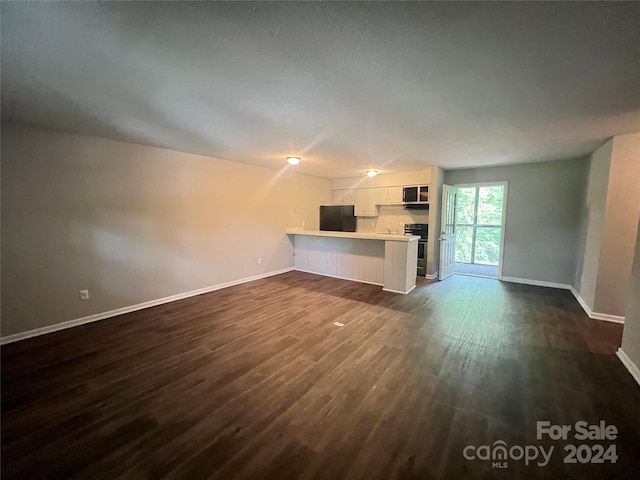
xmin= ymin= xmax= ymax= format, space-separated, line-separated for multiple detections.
xmin=404 ymin=223 xmax=428 ymax=276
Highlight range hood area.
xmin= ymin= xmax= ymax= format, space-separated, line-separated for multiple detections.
xmin=403 ymin=203 xmax=430 ymax=210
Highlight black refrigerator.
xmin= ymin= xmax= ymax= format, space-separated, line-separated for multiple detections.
xmin=319 ymin=205 xmax=357 ymax=232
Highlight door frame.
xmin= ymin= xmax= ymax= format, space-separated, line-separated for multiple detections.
xmin=452 ymin=181 xmax=508 ymax=279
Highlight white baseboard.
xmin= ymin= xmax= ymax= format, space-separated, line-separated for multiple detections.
xmin=499 ymin=276 xmax=625 ymax=324
xmin=568 ymin=287 xmax=625 ymax=324
xmin=0 ymin=267 xmax=295 ymax=345
xmin=500 ymin=276 xmax=573 ymax=290
xmin=425 ymin=272 xmax=438 ymax=280
xmin=616 ymin=348 xmax=640 ymax=387
xmin=294 ymin=268 xmax=383 ymax=287
xmin=382 ymin=285 xmax=416 ymax=295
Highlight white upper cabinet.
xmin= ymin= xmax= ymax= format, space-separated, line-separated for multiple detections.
xmin=373 ymin=186 xmax=404 ymax=205
xmin=355 ymin=188 xmax=376 ymax=216
xmin=343 ymin=189 xmax=356 ymax=205
xmin=332 ymin=184 xmax=406 ymax=215
xmin=332 ymin=189 xmax=356 ymax=205
xmin=387 ymin=186 xmax=403 ymax=204
xmin=373 ymin=187 xmax=389 ymax=205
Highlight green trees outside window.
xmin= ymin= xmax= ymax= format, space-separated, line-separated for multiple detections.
xmin=455 ymin=185 xmax=504 ymax=266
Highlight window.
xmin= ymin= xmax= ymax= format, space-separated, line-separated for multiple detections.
xmin=455 ymin=185 xmax=504 ymax=266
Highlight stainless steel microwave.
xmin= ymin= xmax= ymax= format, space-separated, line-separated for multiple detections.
xmin=403 ymin=185 xmax=429 ymax=204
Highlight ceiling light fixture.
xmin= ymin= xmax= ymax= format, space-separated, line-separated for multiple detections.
xmin=287 ymin=156 xmax=300 ymax=165
xmin=367 ymin=169 xmax=378 ymax=177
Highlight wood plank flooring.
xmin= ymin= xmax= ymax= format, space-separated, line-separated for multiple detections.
xmin=2 ymin=271 xmax=639 ymax=479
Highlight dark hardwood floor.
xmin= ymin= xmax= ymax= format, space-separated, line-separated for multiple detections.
xmin=2 ymin=271 xmax=639 ymax=479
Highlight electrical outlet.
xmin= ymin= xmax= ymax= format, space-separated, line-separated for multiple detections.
xmin=257 ymin=257 xmax=262 ymax=265
xmin=79 ymin=289 xmax=90 ymax=301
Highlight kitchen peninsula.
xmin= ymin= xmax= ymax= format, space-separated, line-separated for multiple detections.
xmin=286 ymin=228 xmax=420 ymax=294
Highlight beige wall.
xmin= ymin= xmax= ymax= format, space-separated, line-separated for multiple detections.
xmin=594 ymin=133 xmax=640 ymax=316
xmin=1 ymin=125 xmax=330 ymax=337
xmin=329 ymin=169 xmax=433 ymax=190
xmin=576 ymin=132 xmax=640 ymax=317
xmin=356 ymin=206 xmax=428 ymax=235
xmin=577 ymin=139 xmax=613 ymax=306
xmin=621 ymin=218 xmax=640 ymax=369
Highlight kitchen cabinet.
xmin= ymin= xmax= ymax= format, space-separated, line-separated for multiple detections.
xmin=373 ymin=187 xmax=388 ymax=205
xmin=355 ymin=188 xmax=376 ymax=216
xmin=344 ymin=189 xmax=356 ymax=205
xmin=388 ymin=186 xmax=403 ymax=203
xmin=331 ymin=189 xmax=355 ymax=205
xmin=384 ymin=238 xmax=419 ymax=294
xmin=374 ymin=186 xmax=403 ymax=205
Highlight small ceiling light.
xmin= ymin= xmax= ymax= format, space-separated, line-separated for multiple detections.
xmin=287 ymin=156 xmax=300 ymax=165
xmin=367 ymin=169 xmax=378 ymax=177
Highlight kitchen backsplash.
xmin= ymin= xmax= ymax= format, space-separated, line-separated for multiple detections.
xmin=357 ymin=205 xmax=429 ymax=233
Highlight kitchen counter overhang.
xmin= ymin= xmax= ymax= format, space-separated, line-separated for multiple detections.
xmin=285 ymin=228 xmax=419 ymax=242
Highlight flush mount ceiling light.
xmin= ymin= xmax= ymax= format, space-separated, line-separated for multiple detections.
xmin=367 ymin=169 xmax=378 ymax=177
xmin=287 ymin=156 xmax=301 ymax=165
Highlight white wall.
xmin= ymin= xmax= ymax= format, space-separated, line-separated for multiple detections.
xmin=1 ymin=125 xmax=330 ymax=337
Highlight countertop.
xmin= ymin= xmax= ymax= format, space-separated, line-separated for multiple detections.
xmin=286 ymin=228 xmax=420 ymax=242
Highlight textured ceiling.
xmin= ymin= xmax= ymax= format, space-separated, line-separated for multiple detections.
xmin=2 ymin=2 xmax=639 ymax=178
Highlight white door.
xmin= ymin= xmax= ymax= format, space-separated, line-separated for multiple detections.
xmin=439 ymin=184 xmax=458 ymax=280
